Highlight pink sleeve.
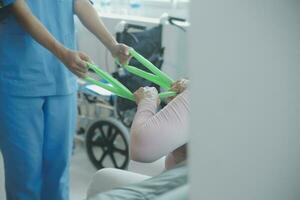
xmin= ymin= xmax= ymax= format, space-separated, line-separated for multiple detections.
xmin=130 ymin=90 xmax=190 ymax=163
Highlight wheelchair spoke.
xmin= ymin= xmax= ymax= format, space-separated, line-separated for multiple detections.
xmin=107 ymin=127 xmax=115 ymax=141
xmin=98 ymin=150 xmax=109 ymax=164
xmin=108 ymin=125 xmax=113 ymax=135
xmin=113 ymin=147 xmax=127 ymax=155
xmin=99 ymin=126 xmax=107 ymax=141
xmin=109 ymin=152 xmax=118 ymax=167
xmin=92 ymin=137 xmax=105 ymax=147
xmin=109 ymin=131 xmax=119 ymax=143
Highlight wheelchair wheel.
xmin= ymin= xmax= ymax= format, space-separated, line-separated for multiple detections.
xmin=86 ymin=118 xmax=129 ymax=170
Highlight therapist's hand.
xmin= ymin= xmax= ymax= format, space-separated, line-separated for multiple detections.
xmin=58 ymin=48 xmax=91 ymax=78
xmin=110 ymin=43 xmax=131 ymax=65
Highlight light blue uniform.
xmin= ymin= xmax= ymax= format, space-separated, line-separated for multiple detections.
xmin=0 ymin=0 xmax=77 ymax=199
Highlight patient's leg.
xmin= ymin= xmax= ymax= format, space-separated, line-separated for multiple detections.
xmin=86 ymin=168 xmax=150 ymax=198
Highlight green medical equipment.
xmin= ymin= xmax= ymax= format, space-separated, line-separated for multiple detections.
xmin=85 ymin=48 xmax=177 ymax=102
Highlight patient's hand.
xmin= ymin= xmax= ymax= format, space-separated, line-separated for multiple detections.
xmin=134 ymin=87 xmax=160 ymax=106
xmin=166 ymin=79 xmax=189 ymax=103
xmin=171 ymin=79 xmax=189 ymax=94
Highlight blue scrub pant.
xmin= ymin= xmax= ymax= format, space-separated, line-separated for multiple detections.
xmin=0 ymin=93 xmax=77 ymax=200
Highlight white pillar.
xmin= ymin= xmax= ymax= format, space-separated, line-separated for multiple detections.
xmin=189 ymin=1 xmax=300 ymax=200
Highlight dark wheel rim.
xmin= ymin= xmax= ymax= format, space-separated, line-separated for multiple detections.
xmin=86 ymin=121 xmax=129 ymax=170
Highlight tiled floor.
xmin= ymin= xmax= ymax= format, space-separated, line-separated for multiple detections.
xmin=0 ymin=144 xmax=97 ymax=200
xmin=0 ymin=142 xmax=164 ymax=200
xmin=70 ymin=143 xmax=98 ymax=200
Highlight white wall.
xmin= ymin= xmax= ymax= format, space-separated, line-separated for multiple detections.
xmin=76 ymin=14 xmax=189 ymax=79
xmin=189 ymin=1 xmax=300 ymax=200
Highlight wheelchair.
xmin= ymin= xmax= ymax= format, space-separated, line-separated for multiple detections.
xmin=77 ymin=16 xmax=186 ymax=170
xmin=77 ymin=82 xmax=130 ymax=170
xmin=76 ymin=23 xmax=164 ymax=170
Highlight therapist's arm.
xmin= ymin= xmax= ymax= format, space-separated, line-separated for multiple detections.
xmin=10 ymin=0 xmax=90 ymax=78
xmin=74 ymin=0 xmax=130 ymax=64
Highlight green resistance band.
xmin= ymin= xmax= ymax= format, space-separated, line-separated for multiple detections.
xmin=85 ymin=63 xmax=134 ymax=101
xmin=85 ymin=49 xmax=177 ymax=102
xmin=121 ymin=48 xmax=175 ymax=90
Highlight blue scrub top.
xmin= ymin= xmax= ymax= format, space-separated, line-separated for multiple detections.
xmin=0 ymin=0 xmax=77 ymax=96
xmin=0 ymin=0 xmax=14 ymax=7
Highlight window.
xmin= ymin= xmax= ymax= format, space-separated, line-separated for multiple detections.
xmin=94 ymin=0 xmax=189 ymax=19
